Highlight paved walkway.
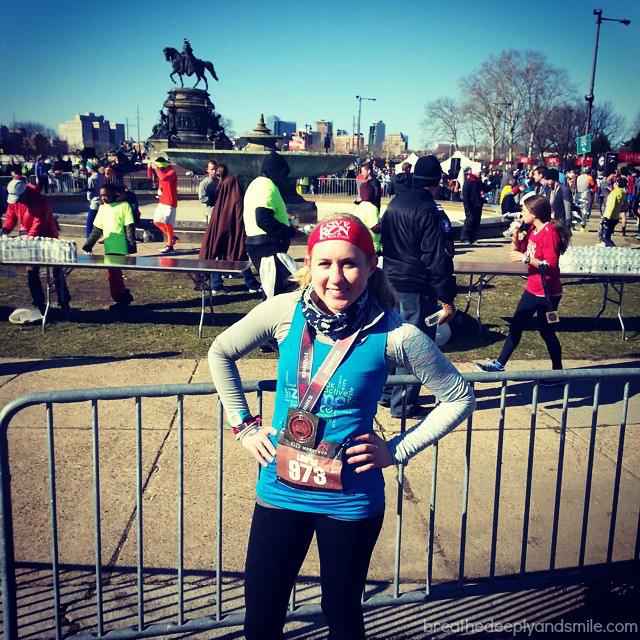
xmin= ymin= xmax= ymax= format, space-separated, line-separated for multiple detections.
xmin=1 ymin=353 xmax=638 ymax=638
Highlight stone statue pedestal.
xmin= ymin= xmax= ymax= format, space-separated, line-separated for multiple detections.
xmin=146 ymin=87 xmax=231 ymax=157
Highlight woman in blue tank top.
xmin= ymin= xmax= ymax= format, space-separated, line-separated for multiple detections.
xmin=209 ymin=214 xmax=475 ymax=640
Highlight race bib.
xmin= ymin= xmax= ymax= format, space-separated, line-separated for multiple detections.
xmin=276 ymin=432 xmax=344 ymax=492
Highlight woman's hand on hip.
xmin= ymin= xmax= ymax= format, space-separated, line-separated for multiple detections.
xmin=345 ymin=433 xmax=394 ymax=473
xmin=509 ymin=251 xmax=525 ymax=262
xmin=240 ymin=426 xmax=277 ymax=467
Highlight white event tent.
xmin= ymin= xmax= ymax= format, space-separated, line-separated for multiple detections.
xmin=394 ymin=153 xmax=420 ymax=173
xmin=440 ymin=150 xmax=482 ymax=185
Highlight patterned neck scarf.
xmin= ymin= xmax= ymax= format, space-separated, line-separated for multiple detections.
xmin=301 ymin=285 xmax=369 ymax=341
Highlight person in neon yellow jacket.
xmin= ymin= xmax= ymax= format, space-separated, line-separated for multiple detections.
xmin=243 ymin=151 xmax=298 ymax=299
xmin=599 ymin=176 xmax=627 ymax=247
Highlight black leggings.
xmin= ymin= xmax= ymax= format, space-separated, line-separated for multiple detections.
xmin=244 ymin=503 xmax=384 ymax=640
xmin=498 ymin=290 xmax=562 ymax=369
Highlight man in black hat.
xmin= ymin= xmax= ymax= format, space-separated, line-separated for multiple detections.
xmin=460 ymin=167 xmax=484 ymax=244
xmin=544 ymin=168 xmax=572 ymax=231
xmin=380 ymin=155 xmax=456 ymax=418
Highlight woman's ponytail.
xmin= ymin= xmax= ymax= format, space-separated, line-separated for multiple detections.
xmin=551 ymin=220 xmax=571 ymax=255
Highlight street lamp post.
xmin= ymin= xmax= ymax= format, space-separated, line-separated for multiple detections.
xmin=583 ymin=9 xmax=631 ymax=161
xmin=356 ymin=95 xmax=376 ymax=158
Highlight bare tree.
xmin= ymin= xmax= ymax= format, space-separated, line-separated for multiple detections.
xmin=575 ymin=101 xmax=626 ymax=146
xmin=516 ymin=51 xmax=575 ymax=159
xmin=492 ymin=51 xmax=528 ymax=163
xmin=623 ymin=111 xmax=640 ymax=152
xmin=423 ymin=97 xmax=462 ymax=152
xmin=459 ymin=57 xmax=506 ymax=162
xmin=219 ymin=116 xmax=235 ymax=139
xmin=1 ymin=121 xmax=59 ymax=160
xmin=544 ymin=104 xmax=582 ymax=163
xmin=14 ymin=121 xmax=56 ymax=139
xmin=460 ymin=103 xmax=483 ymax=160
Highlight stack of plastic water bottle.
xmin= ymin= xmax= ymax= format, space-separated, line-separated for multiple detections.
xmin=559 ymin=246 xmax=640 ymax=274
xmin=0 ymin=236 xmax=78 ymax=263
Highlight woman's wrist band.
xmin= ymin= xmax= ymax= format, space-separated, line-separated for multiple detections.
xmin=233 ymin=415 xmax=262 ymax=440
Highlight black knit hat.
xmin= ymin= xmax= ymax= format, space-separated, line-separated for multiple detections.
xmin=413 ymin=155 xmax=442 ymax=186
xmin=261 ymin=151 xmax=290 ymax=184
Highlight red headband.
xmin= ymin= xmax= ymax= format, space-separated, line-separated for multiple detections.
xmin=308 ymin=217 xmax=376 ymax=258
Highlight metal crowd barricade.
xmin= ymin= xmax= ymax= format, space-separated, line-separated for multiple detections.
xmin=314 ymin=177 xmax=390 ymax=198
xmin=0 ymin=173 xmax=87 ymax=193
xmin=1 ymin=368 xmax=639 ymax=639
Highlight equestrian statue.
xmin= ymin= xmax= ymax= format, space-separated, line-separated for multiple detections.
xmin=163 ymin=39 xmax=219 ymax=90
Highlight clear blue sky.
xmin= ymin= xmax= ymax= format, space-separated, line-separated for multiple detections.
xmin=1 ymin=0 xmax=638 ymax=147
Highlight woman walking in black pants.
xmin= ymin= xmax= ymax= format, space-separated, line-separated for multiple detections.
xmin=475 ymin=195 xmax=571 ymax=378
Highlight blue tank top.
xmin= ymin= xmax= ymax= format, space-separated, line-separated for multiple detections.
xmin=256 ymin=301 xmax=390 ymax=519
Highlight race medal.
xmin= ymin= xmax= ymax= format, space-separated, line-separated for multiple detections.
xmin=284 ymin=407 xmax=320 ymax=447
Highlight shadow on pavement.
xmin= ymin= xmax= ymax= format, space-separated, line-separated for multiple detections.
xmin=0 ymin=352 xmax=182 ymax=376
xmin=11 ymin=562 xmax=639 ymax=640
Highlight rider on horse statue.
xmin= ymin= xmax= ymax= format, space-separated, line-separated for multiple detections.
xmin=181 ymin=39 xmax=196 ymax=76
xmin=163 ymin=39 xmax=218 ymax=90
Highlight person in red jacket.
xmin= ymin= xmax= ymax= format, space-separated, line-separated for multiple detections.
xmin=475 ymin=194 xmax=570 ymax=378
xmin=147 ymin=157 xmax=179 ymax=253
xmin=2 ymin=179 xmax=70 ymax=315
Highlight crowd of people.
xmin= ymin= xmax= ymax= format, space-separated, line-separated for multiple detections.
xmin=202 ymin=150 xmax=640 ymax=638
xmin=493 ymin=164 xmax=639 ymax=245
xmin=1 ymin=153 xmax=146 ymax=314
xmin=0 ymin=143 xmax=145 ymax=197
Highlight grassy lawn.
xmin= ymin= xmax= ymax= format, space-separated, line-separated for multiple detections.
xmin=0 ymin=265 xmax=638 ymax=362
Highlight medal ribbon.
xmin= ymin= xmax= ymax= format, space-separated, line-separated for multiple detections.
xmin=297 ymin=322 xmax=363 ymax=414
xmin=538 ymin=261 xmax=555 ymax=312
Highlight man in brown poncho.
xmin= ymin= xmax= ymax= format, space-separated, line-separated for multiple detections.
xmin=199 ymin=172 xmax=261 ymax=294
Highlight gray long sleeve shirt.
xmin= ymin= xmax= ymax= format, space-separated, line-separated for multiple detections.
xmin=208 ymin=291 xmax=476 ymax=465
xmin=198 ymin=176 xmax=216 ymax=220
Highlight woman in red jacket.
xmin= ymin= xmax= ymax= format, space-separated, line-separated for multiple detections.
xmin=476 ymin=195 xmax=570 ymax=377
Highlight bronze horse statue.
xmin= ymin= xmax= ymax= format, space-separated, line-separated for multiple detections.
xmin=163 ymin=47 xmax=218 ymax=90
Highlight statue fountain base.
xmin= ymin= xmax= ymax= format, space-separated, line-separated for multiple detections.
xmin=146 ymin=87 xmax=231 ymax=156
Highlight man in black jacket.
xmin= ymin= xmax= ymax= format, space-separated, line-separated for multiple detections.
xmin=388 ymin=162 xmax=413 ymax=196
xmin=380 ymin=155 xmax=457 ymax=418
xmin=544 ymin=168 xmax=572 ymax=231
xmin=460 ymin=170 xmax=484 ymax=244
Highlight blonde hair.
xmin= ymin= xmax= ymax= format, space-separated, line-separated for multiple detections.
xmin=291 ymin=213 xmax=398 ymax=308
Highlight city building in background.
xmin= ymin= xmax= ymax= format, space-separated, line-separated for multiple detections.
xmin=334 ymin=133 xmax=362 ymax=155
xmin=58 ymin=113 xmax=125 ymax=154
xmin=265 ymin=115 xmax=296 ymax=137
xmin=289 ymin=129 xmax=325 ymax=153
xmin=316 ymin=120 xmax=333 ymax=137
xmin=382 ymin=132 xmax=409 ymax=157
xmin=315 ymin=120 xmax=333 ymax=152
xmin=368 ymin=120 xmax=385 ymax=152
